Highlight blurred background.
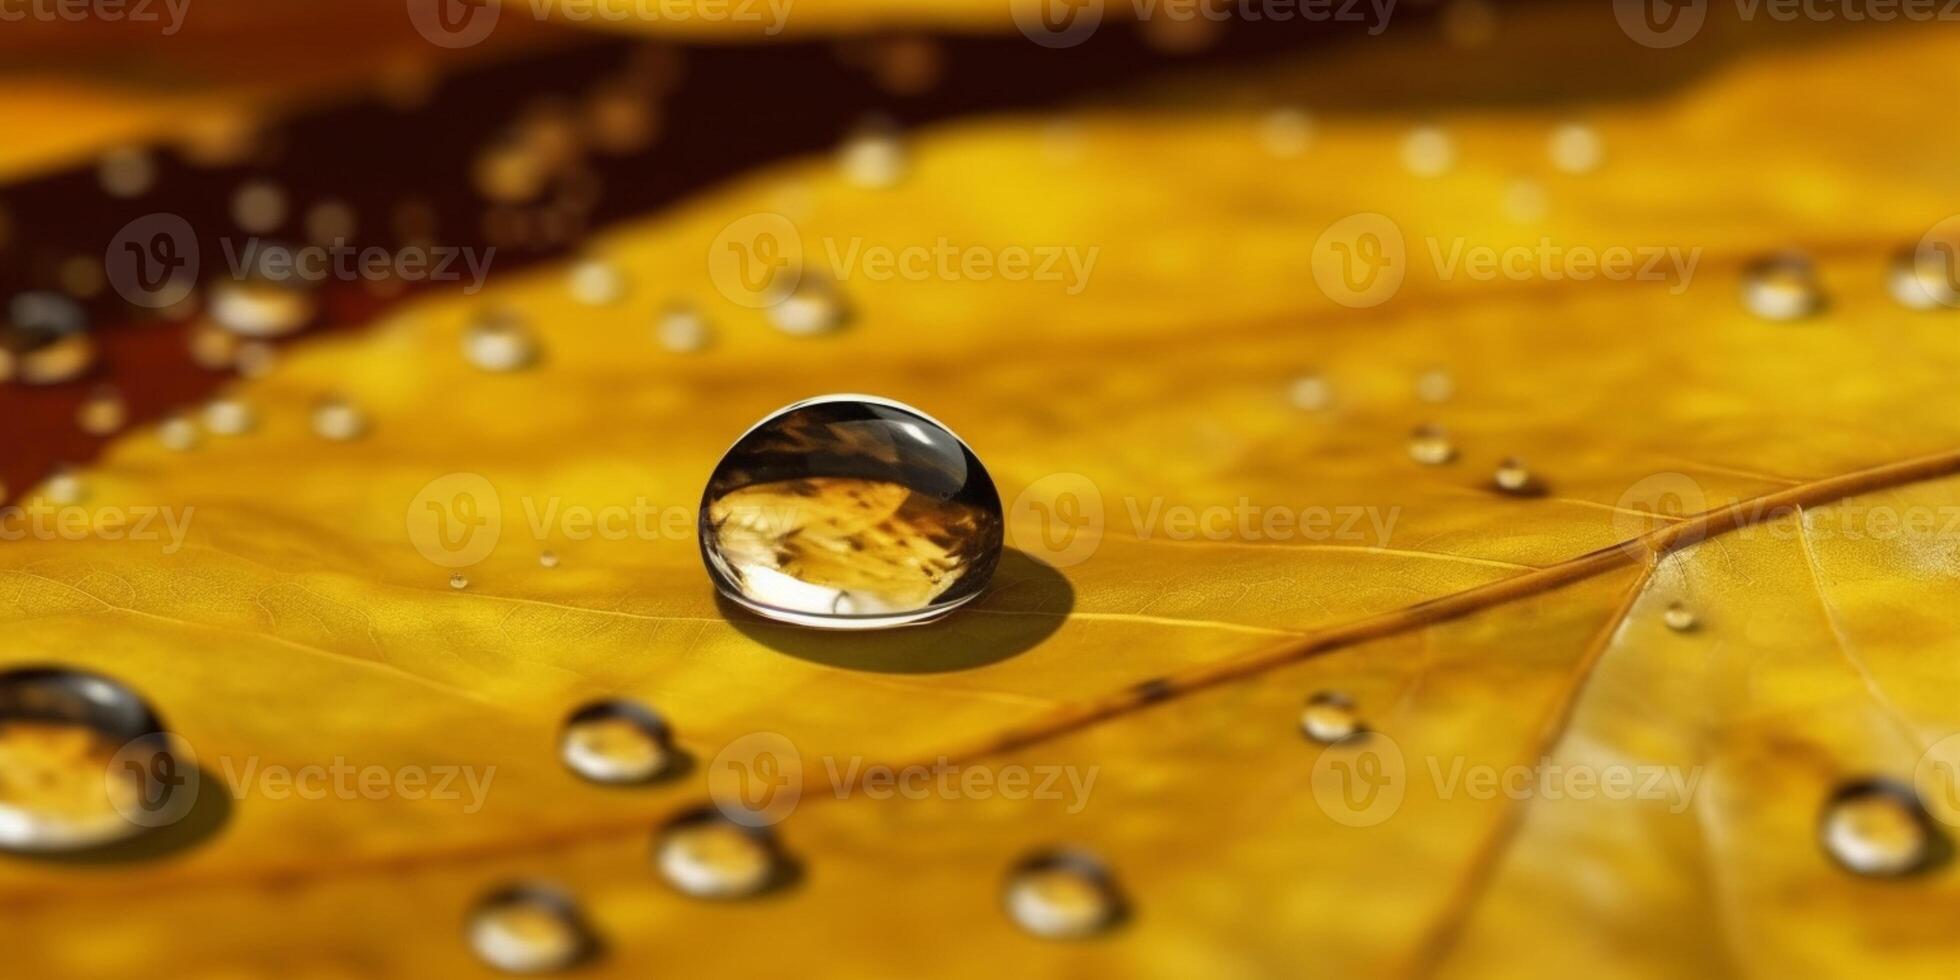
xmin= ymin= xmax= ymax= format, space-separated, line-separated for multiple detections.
xmin=5 ymin=1 xmax=1960 ymax=978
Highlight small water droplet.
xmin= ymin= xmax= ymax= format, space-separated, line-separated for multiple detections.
xmin=1415 ymin=368 xmax=1455 ymax=404
xmin=1407 ymin=424 xmax=1456 ymax=465
xmin=1299 ymin=691 xmax=1362 ymax=744
xmin=1003 ymin=849 xmax=1125 ymax=940
xmin=464 ymin=311 xmax=539 ymax=372
xmin=0 ymin=667 xmax=182 ymax=852
xmin=1548 ymin=122 xmax=1603 ymax=174
xmin=44 ymin=467 xmax=84 ymax=505
xmin=1820 ymin=780 xmax=1939 ymax=877
xmin=1 ymin=293 xmax=94 ymax=385
xmin=304 ymin=200 xmax=358 ymax=247
xmin=158 ymin=414 xmax=199 ymax=452
xmin=1889 ymin=245 xmax=1960 ymax=310
xmin=202 ymin=398 xmax=255 ymax=436
xmin=231 ymin=180 xmax=289 ymax=234
xmin=539 ymin=550 xmax=560 ymax=569
xmin=450 ymin=573 xmax=469 ymax=590
xmin=701 ymin=396 xmax=1004 ymax=630
xmin=568 ymin=258 xmax=627 ymax=306
xmin=837 ymin=118 xmax=907 ymax=189
xmin=1663 ymin=601 xmax=1697 ymax=632
xmin=1741 ymin=253 xmax=1825 ymax=321
xmin=1259 ymin=107 xmax=1313 ymax=158
xmin=656 ymin=305 xmax=713 ymax=353
xmin=77 ymin=386 xmax=127 ymax=436
xmin=654 ymin=808 xmax=786 ymax=899
xmin=311 ymin=396 xmax=367 ymax=442
xmin=210 ymin=275 xmax=317 ymax=338
xmin=1401 ymin=125 xmax=1455 ymax=177
xmin=767 ymin=281 xmax=849 ymax=337
xmin=466 ymin=883 xmax=596 ymax=974
xmin=560 ymin=699 xmax=675 ymax=784
xmin=97 ymin=147 xmax=156 ymax=198
xmin=1288 ymin=374 xmax=1332 ymax=412
xmin=1493 ymin=457 xmax=1537 ymax=495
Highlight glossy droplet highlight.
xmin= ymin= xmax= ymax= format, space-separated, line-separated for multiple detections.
xmin=1407 ymin=424 xmax=1456 ymax=465
xmin=1492 ymin=457 xmax=1537 ymax=495
xmin=464 ymin=311 xmax=539 ymax=372
xmin=1820 ymin=780 xmax=1939 ymax=877
xmin=450 ymin=573 xmax=469 ymax=590
xmin=656 ymin=305 xmax=713 ymax=353
xmin=203 ymin=397 xmax=255 ymax=436
xmin=654 ymin=808 xmax=786 ymax=899
xmin=1401 ymin=125 xmax=1455 ymax=177
xmin=539 ymin=550 xmax=560 ymax=569
xmin=1003 ymin=849 xmax=1125 ymax=940
xmin=700 ymin=396 xmax=1004 ymax=629
xmin=1548 ymin=122 xmax=1603 ymax=174
xmin=0 ymin=667 xmax=184 ymax=852
xmin=44 ymin=467 xmax=84 ymax=505
xmin=560 ymin=700 xmax=676 ymax=784
xmin=767 ymin=281 xmax=848 ymax=336
xmin=837 ymin=118 xmax=907 ymax=189
xmin=1890 ymin=244 xmax=1960 ymax=310
xmin=1288 ymin=374 xmax=1332 ymax=412
xmin=210 ymin=275 xmax=317 ymax=338
xmin=77 ymin=386 xmax=127 ymax=436
xmin=1299 ymin=691 xmax=1362 ymax=744
xmin=311 ymin=396 xmax=367 ymax=441
xmin=466 ymin=883 xmax=596 ymax=974
xmin=568 ymin=259 xmax=627 ymax=306
xmin=1663 ymin=601 xmax=1697 ymax=632
xmin=1741 ymin=253 xmax=1824 ymax=321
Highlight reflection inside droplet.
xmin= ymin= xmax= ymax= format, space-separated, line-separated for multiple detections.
xmin=1820 ymin=780 xmax=1938 ymax=877
xmin=464 ymin=311 xmax=539 ymax=372
xmin=559 ymin=700 xmax=675 ymax=784
xmin=1889 ymin=244 xmax=1960 ymax=311
xmin=700 ymin=396 xmax=1003 ymax=630
xmin=466 ymin=883 xmax=596 ymax=974
xmin=210 ymin=275 xmax=317 ymax=338
xmin=1741 ymin=253 xmax=1824 ymax=321
xmin=1299 ymin=691 xmax=1362 ymax=744
xmin=0 ymin=667 xmax=181 ymax=853
xmin=1003 ymin=849 xmax=1124 ymax=940
xmin=1663 ymin=601 xmax=1697 ymax=632
xmin=654 ymin=808 xmax=786 ymax=899
xmin=1407 ymin=424 xmax=1456 ymax=465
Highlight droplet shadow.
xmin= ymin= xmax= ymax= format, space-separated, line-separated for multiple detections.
xmin=718 ymin=549 xmax=1073 ymax=673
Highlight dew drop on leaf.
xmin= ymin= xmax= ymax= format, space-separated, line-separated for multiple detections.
xmin=210 ymin=275 xmax=317 ymax=339
xmin=1002 ymin=849 xmax=1125 ymax=940
xmin=700 ymin=396 xmax=1004 ymax=630
xmin=310 ymin=396 xmax=367 ymax=442
xmin=0 ymin=667 xmax=180 ymax=853
xmin=1820 ymin=780 xmax=1939 ymax=877
xmin=1741 ymin=252 xmax=1825 ymax=321
xmin=559 ymin=699 xmax=675 ymax=785
xmin=1299 ymin=691 xmax=1362 ymax=744
xmin=655 ymin=305 xmax=713 ymax=353
xmin=1407 ymin=424 xmax=1457 ymax=465
xmin=463 ymin=311 xmax=539 ymax=373
xmin=1663 ymin=601 xmax=1698 ymax=632
xmin=77 ymin=386 xmax=127 ymax=436
xmin=466 ymin=883 xmax=596 ymax=974
xmin=449 ymin=573 xmax=469 ymax=591
xmin=202 ymin=398 xmax=255 ymax=436
xmin=654 ymin=808 xmax=786 ymax=900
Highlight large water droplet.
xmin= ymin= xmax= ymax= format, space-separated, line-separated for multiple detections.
xmin=1820 ymin=780 xmax=1938 ymax=877
xmin=464 ymin=311 xmax=539 ymax=372
xmin=654 ymin=808 xmax=787 ymax=899
xmin=560 ymin=700 xmax=676 ymax=784
xmin=1741 ymin=253 xmax=1824 ymax=321
xmin=700 ymin=396 xmax=1003 ymax=630
xmin=466 ymin=883 xmax=597 ymax=973
xmin=1003 ymin=849 xmax=1125 ymax=940
xmin=0 ymin=667 xmax=184 ymax=852
xmin=1299 ymin=691 xmax=1362 ymax=744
